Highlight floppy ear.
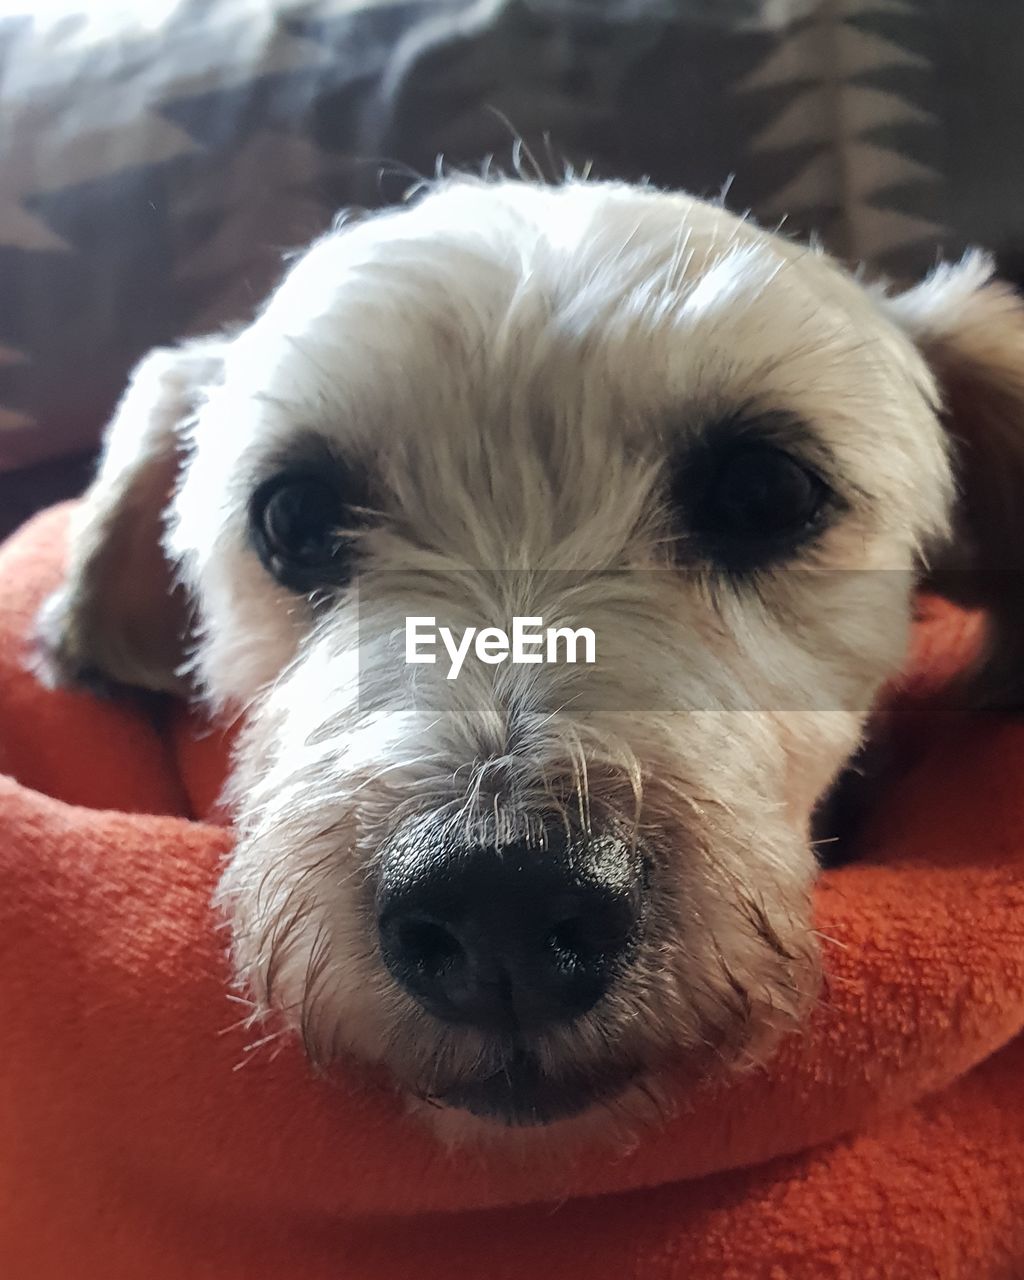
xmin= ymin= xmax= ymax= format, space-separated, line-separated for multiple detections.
xmin=36 ymin=340 xmax=224 ymax=695
xmin=887 ymin=253 xmax=1024 ymax=709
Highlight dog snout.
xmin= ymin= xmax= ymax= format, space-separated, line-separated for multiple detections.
xmin=375 ymin=823 xmax=646 ymax=1034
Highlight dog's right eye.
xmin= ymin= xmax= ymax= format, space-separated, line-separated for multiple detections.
xmin=249 ymin=473 xmax=360 ymax=593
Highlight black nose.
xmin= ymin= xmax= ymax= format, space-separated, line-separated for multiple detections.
xmin=376 ymin=824 xmax=645 ymax=1033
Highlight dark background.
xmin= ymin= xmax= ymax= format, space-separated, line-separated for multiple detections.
xmin=3 ymin=0 xmax=1024 ymax=535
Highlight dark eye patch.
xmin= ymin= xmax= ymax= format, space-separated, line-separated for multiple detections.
xmin=249 ymin=447 xmax=373 ymax=594
xmin=669 ymin=410 xmax=839 ymax=573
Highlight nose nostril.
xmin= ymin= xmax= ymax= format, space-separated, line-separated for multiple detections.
xmin=547 ymin=902 xmax=635 ymax=970
xmin=395 ymin=917 xmax=464 ymax=980
xmin=547 ymin=917 xmax=591 ymax=964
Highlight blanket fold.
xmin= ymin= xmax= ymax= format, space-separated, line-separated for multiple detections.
xmin=2 ymin=506 xmax=1024 ymax=1280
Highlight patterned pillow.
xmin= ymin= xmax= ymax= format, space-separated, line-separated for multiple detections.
xmin=1 ymin=0 xmax=1021 ymax=479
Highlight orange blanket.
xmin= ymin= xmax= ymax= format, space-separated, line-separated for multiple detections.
xmin=2 ymin=505 xmax=1024 ymax=1280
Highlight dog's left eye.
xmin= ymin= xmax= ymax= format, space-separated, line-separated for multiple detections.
xmin=249 ymin=473 xmax=360 ymax=592
xmin=699 ymin=446 xmax=825 ymax=538
xmin=673 ymin=434 xmax=833 ymax=570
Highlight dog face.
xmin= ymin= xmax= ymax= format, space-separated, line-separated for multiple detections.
xmin=38 ymin=180 xmax=1024 ymax=1136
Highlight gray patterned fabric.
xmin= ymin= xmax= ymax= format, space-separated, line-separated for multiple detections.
xmin=2 ymin=0 xmax=1024 ymax=487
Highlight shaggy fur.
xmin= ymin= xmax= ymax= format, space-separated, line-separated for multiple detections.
xmin=36 ymin=179 xmax=1024 ymax=1139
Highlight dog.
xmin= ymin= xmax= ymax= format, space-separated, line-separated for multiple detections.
xmin=35 ymin=178 xmax=1024 ymax=1138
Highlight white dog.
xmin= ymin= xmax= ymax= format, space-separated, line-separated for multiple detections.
xmin=36 ymin=179 xmax=1024 ymax=1136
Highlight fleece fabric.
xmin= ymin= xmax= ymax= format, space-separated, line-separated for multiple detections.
xmin=1 ymin=505 xmax=1023 ymax=1280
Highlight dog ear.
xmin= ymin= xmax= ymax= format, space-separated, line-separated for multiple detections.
xmin=886 ymin=253 xmax=1024 ymax=709
xmin=36 ymin=340 xmax=224 ymax=695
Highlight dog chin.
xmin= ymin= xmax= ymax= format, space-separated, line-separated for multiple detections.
xmin=427 ymin=1051 xmax=641 ymax=1128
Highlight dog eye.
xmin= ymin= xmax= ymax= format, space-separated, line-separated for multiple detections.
xmin=675 ymin=440 xmax=831 ymax=569
xmin=249 ymin=473 xmax=360 ymax=592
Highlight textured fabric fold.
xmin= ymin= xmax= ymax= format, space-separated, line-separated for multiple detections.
xmin=2 ymin=504 xmax=1023 ymax=1279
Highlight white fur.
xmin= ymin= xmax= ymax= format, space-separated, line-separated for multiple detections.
xmin=46 ymin=178 xmax=988 ymax=1140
